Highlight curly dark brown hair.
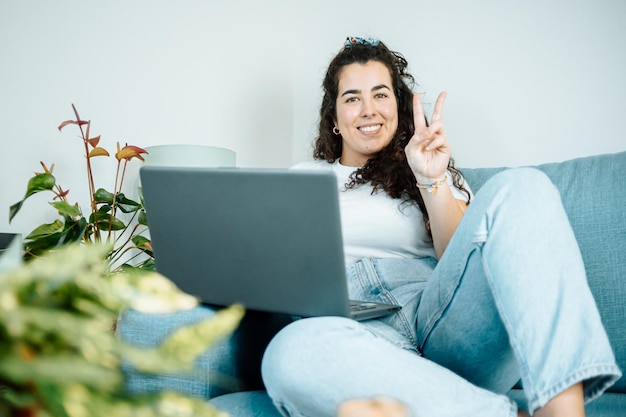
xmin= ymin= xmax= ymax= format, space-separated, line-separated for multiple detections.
xmin=313 ymin=39 xmax=471 ymax=234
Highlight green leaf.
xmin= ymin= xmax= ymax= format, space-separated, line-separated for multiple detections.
xmin=131 ymin=235 xmax=153 ymax=256
xmin=25 ymin=173 xmax=56 ymax=199
xmin=9 ymin=173 xmax=56 ymax=223
xmin=93 ymin=188 xmax=114 ymax=204
xmin=97 ymin=204 xmax=112 ymax=214
xmin=89 ymin=212 xmax=125 ymax=231
xmin=0 ymin=355 xmax=121 ymax=390
xmin=138 ymin=209 xmax=148 ymax=226
xmin=24 ymin=235 xmax=64 ymax=257
xmin=131 ymin=235 xmax=150 ymax=247
xmin=33 ymin=383 xmax=67 ymax=417
xmin=26 ymin=220 xmax=65 ymax=240
xmin=94 ymin=190 xmax=140 ymax=213
xmin=23 ymin=217 xmax=87 ymax=256
xmin=50 ymin=201 xmax=81 ymax=217
xmin=60 ymin=216 xmax=88 ymax=244
xmin=115 ymin=193 xmax=140 ymax=213
xmin=138 ymin=258 xmax=155 ymax=271
xmin=8 ymin=201 xmax=24 ymax=223
xmin=0 ymin=385 xmax=36 ymax=409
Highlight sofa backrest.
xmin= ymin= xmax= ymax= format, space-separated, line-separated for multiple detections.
xmin=461 ymin=151 xmax=626 ymax=393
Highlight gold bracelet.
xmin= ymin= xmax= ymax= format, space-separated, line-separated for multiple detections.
xmin=416 ymin=175 xmax=447 ymax=195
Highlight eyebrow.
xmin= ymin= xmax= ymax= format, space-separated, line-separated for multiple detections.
xmin=340 ymin=84 xmax=391 ymax=97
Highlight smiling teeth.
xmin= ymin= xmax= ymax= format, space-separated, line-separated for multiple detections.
xmin=360 ymin=125 xmax=380 ymax=132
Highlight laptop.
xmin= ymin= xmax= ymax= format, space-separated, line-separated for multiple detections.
xmin=140 ymin=165 xmax=401 ymax=321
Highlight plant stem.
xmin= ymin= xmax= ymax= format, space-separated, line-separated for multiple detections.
xmin=72 ymin=104 xmax=100 ymax=243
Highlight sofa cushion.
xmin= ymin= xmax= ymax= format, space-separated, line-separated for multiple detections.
xmin=462 ymin=151 xmax=626 ymax=393
xmin=210 ymin=391 xmax=283 ymax=417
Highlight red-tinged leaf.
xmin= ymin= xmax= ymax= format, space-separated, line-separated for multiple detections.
xmin=132 ymin=235 xmax=153 ymax=255
xmin=115 ymin=144 xmax=147 ymax=162
xmin=87 ymin=135 xmax=101 ymax=148
xmin=88 ymin=147 xmax=110 ymax=158
xmin=39 ymin=161 xmax=54 ymax=174
xmin=57 ymin=119 xmax=88 ymax=131
xmin=54 ymin=187 xmax=70 ymax=200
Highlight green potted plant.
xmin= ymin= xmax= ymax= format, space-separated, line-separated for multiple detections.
xmin=0 ymin=243 xmax=244 ymax=417
xmin=9 ymin=104 xmax=153 ymax=271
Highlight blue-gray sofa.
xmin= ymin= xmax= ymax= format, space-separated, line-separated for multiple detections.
xmin=119 ymin=151 xmax=626 ymax=416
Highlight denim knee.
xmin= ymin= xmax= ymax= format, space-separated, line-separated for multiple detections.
xmin=482 ymin=167 xmax=560 ymax=205
xmin=262 ymin=317 xmax=360 ymax=392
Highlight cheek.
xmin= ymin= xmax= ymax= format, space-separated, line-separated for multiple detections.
xmin=336 ymin=107 xmax=358 ymax=127
xmin=382 ymin=106 xmax=399 ymax=130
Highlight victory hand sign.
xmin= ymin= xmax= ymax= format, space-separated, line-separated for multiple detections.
xmin=405 ymin=92 xmax=450 ymax=184
xmin=405 ymin=91 xmax=466 ymax=258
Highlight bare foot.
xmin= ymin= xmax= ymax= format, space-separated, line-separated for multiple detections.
xmin=337 ymin=397 xmax=410 ymax=417
xmin=533 ymin=383 xmax=585 ymax=417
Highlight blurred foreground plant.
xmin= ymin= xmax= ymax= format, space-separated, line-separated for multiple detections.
xmin=0 ymin=243 xmax=244 ymax=417
xmin=9 ymin=104 xmax=153 ymax=271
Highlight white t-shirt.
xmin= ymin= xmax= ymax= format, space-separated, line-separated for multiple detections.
xmin=292 ymin=160 xmax=471 ymax=265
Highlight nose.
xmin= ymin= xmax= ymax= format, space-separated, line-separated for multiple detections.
xmin=360 ymin=96 xmax=377 ymax=117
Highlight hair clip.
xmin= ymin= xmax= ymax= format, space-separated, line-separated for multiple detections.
xmin=345 ymin=36 xmax=380 ymax=48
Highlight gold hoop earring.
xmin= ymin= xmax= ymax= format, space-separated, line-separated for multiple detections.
xmin=333 ymin=126 xmax=341 ymax=135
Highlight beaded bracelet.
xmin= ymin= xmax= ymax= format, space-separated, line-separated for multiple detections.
xmin=416 ymin=175 xmax=447 ymax=195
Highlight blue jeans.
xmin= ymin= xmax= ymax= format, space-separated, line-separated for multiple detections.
xmin=261 ymin=168 xmax=622 ymax=417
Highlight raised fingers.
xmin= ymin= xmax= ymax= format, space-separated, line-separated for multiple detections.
xmin=413 ymin=93 xmax=427 ymax=131
xmin=431 ymin=91 xmax=447 ymax=123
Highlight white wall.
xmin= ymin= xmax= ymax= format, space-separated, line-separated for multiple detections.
xmin=2 ymin=0 xmax=625 ymax=235
xmin=0 ymin=0 xmax=295 ymax=234
xmin=291 ymin=0 xmax=626 ymax=168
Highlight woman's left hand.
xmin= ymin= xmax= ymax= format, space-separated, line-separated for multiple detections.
xmin=404 ymin=92 xmax=451 ymax=184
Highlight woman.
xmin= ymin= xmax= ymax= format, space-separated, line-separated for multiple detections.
xmin=261 ymin=37 xmax=621 ymax=417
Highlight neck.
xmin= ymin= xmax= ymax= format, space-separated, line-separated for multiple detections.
xmin=339 ymin=156 xmax=367 ymax=168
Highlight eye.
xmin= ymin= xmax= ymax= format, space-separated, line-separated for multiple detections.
xmin=375 ymin=92 xmax=389 ymax=99
xmin=344 ymin=96 xmax=359 ymax=103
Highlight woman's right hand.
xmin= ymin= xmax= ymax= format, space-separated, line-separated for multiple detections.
xmin=404 ymin=92 xmax=451 ymax=184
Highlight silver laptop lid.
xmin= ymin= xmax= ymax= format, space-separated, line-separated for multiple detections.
xmin=140 ymin=166 xmax=352 ymax=318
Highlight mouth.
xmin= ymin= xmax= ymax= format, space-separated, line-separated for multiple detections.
xmin=358 ymin=124 xmax=382 ymax=134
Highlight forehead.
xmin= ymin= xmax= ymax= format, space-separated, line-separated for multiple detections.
xmin=337 ymin=61 xmax=393 ymax=92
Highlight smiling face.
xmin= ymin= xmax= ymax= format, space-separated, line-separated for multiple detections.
xmin=335 ymin=60 xmax=399 ymax=167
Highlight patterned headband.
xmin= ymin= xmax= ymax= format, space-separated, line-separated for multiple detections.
xmin=345 ymin=36 xmax=380 ymax=47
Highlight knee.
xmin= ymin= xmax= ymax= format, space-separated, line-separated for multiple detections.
xmin=480 ymin=167 xmax=561 ymax=208
xmin=261 ymin=317 xmax=359 ymax=391
xmin=262 ymin=316 xmax=358 ymax=369
xmin=490 ymin=167 xmax=553 ymax=191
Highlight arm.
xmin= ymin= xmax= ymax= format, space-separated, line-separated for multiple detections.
xmin=405 ymin=92 xmax=466 ymax=259
xmin=418 ymin=180 xmax=466 ymax=259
